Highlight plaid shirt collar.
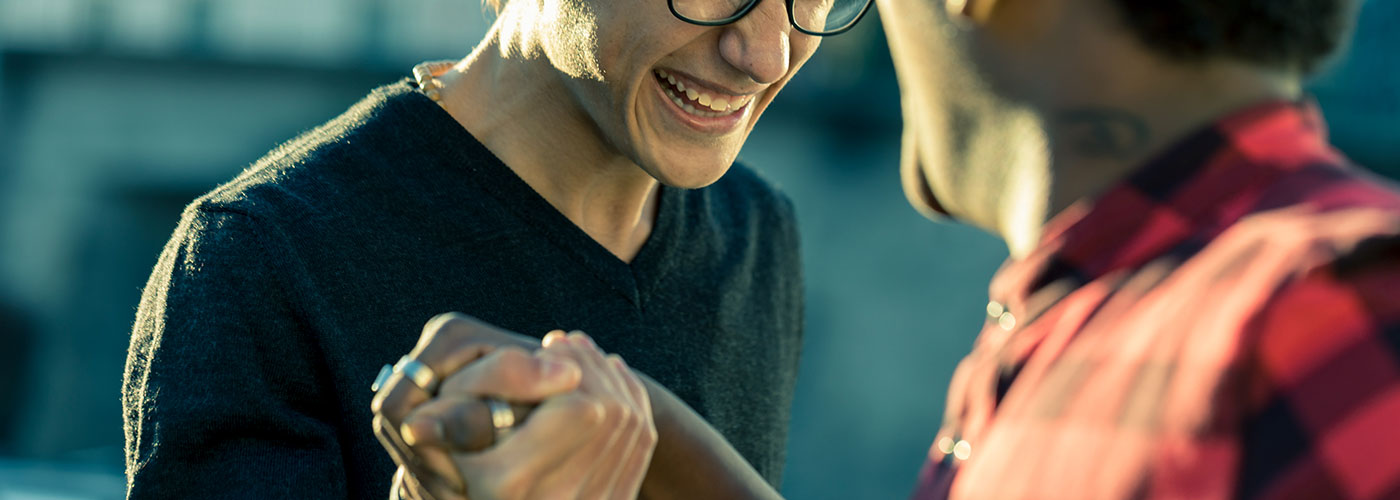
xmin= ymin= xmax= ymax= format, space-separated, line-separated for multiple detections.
xmin=994 ymin=100 xmax=1341 ymax=318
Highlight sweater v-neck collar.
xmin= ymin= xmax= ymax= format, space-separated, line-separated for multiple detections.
xmin=394 ymin=80 xmax=681 ymax=307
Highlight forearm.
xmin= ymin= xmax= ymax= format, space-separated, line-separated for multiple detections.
xmin=637 ymin=375 xmax=784 ymax=500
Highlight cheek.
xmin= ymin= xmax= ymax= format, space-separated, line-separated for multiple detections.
xmin=794 ymin=35 xmax=821 ymax=65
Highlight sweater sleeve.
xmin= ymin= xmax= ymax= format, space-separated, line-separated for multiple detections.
xmin=122 ymin=207 xmax=351 ymax=498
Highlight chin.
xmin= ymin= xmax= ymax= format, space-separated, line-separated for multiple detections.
xmin=643 ymin=156 xmax=734 ymax=189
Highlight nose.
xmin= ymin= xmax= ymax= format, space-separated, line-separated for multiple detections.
xmin=718 ymin=0 xmax=794 ymax=85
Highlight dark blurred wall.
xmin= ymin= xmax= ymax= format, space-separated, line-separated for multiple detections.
xmin=0 ymin=295 xmax=34 ymax=455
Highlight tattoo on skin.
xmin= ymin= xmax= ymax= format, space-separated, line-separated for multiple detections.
xmin=1054 ymin=108 xmax=1151 ymax=160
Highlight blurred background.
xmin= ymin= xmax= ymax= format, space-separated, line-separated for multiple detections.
xmin=0 ymin=0 xmax=1395 ymax=498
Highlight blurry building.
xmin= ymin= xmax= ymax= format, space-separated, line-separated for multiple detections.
xmin=0 ymin=0 xmax=492 ymax=471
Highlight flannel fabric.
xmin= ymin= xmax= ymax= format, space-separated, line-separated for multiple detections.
xmin=912 ymin=101 xmax=1400 ymax=500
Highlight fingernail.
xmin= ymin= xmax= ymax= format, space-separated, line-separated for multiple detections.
xmin=542 ymin=330 xmax=566 ymax=347
xmin=400 ymin=423 xmax=419 ymax=446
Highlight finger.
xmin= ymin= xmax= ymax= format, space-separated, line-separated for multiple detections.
xmin=591 ymin=356 xmax=653 ymax=499
xmin=609 ymin=424 xmax=658 ymax=500
xmin=395 ymin=312 xmax=546 ymax=404
xmin=546 ymin=332 xmax=622 ymax=398
xmin=581 ymin=418 xmax=638 ymax=500
xmin=607 ymin=357 xmax=658 ymax=500
xmin=372 ymin=343 xmax=494 ymax=425
xmin=513 ymin=395 xmax=621 ymax=499
xmin=374 ymin=414 xmax=424 ymax=473
xmin=401 ymin=395 xmax=537 ymax=452
xmin=394 ymin=466 xmax=447 ymax=500
xmin=436 ymin=346 xmax=581 ymax=402
xmin=402 ymin=466 xmax=464 ymax=500
xmin=542 ymin=329 xmax=567 ymax=348
xmin=582 ymin=354 xmax=654 ymax=499
xmin=376 ymin=414 xmax=466 ymax=495
xmin=546 ymin=336 xmax=643 ymax=499
xmin=415 ymin=313 xmax=541 ymax=362
xmin=611 ymin=355 xmax=652 ymax=421
xmin=374 ymin=313 xmax=541 ymax=418
xmin=392 ymin=467 xmax=407 ymax=500
xmin=457 ymin=393 xmax=603 ymax=499
xmin=375 ymin=390 xmax=466 ymax=491
xmin=576 ymin=379 xmax=647 ymax=499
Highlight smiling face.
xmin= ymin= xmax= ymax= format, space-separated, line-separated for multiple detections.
xmin=531 ymin=0 xmax=822 ymax=188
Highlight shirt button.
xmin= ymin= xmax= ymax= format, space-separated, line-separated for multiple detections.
xmin=937 ymin=436 xmax=955 ymax=455
xmin=997 ymin=311 xmax=1016 ymax=331
xmin=953 ymin=440 xmax=972 ymax=461
xmin=986 ymin=301 xmax=1005 ymax=318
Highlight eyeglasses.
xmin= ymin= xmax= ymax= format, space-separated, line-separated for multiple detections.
xmin=669 ymin=0 xmax=874 ymax=36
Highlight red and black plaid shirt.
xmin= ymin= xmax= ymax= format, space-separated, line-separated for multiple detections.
xmin=912 ymin=101 xmax=1400 ymax=500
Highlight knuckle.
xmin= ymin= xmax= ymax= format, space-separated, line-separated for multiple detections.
xmin=493 ymin=347 xmax=531 ymax=368
xmin=425 ymin=312 xmax=476 ymax=341
xmin=375 ymin=385 xmax=409 ymax=420
xmin=491 ymin=348 xmax=534 ymax=388
xmin=598 ymin=399 xmax=626 ymax=425
xmin=566 ymin=396 xmax=605 ymax=427
xmin=642 ymin=419 xmax=659 ymax=444
xmin=615 ymin=402 xmax=638 ymax=425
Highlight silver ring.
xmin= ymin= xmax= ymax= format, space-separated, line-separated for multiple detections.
xmin=485 ymin=397 xmax=516 ymax=443
xmin=395 ymin=356 xmax=441 ymax=395
xmin=370 ymin=364 xmax=394 ymax=393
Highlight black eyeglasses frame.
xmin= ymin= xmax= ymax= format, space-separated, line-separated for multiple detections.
xmin=667 ymin=0 xmax=875 ymax=36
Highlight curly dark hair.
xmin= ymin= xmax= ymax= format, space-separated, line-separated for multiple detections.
xmin=1109 ymin=0 xmax=1358 ymax=73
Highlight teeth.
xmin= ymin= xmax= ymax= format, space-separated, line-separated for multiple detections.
xmin=658 ymin=71 xmax=749 ymax=118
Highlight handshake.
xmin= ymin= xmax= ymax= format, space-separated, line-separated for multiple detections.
xmin=369 ymin=313 xmax=658 ymax=500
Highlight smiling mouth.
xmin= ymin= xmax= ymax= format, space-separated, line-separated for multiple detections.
xmin=653 ymin=69 xmax=752 ymax=119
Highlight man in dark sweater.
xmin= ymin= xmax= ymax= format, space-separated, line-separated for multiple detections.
xmin=121 ymin=81 xmax=803 ymax=498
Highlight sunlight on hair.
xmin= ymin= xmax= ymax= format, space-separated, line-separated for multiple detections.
xmin=497 ymin=0 xmax=605 ymax=81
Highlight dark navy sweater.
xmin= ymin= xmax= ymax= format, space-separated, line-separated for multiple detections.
xmin=122 ymin=81 xmax=803 ymax=498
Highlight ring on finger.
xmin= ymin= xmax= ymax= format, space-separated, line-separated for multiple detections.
xmin=371 ymin=364 xmax=395 ymax=393
xmin=485 ymin=397 xmax=517 ymax=444
xmin=395 ymin=356 xmax=442 ymax=396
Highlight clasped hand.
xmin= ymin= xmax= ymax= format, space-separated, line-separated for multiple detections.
xmin=371 ymin=313 xmax=657 ymax=500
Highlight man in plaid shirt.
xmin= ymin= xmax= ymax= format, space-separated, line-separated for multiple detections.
xmin=873 ymin=0 xmax=1400 ymax=498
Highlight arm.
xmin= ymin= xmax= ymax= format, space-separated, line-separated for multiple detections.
xmin=637 ymin=373 xmax=785 ymax=500
xmin=123 ymin=209 xmax=350 ymax=498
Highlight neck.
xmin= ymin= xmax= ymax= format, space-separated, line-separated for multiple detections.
xmin=431 ymin=17 xmax=661 ymax=262
xmin=1044 ymin=61 xmax=1301 ymax=218
xmin=997 ymin=58 xmax=1300 ymax=258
